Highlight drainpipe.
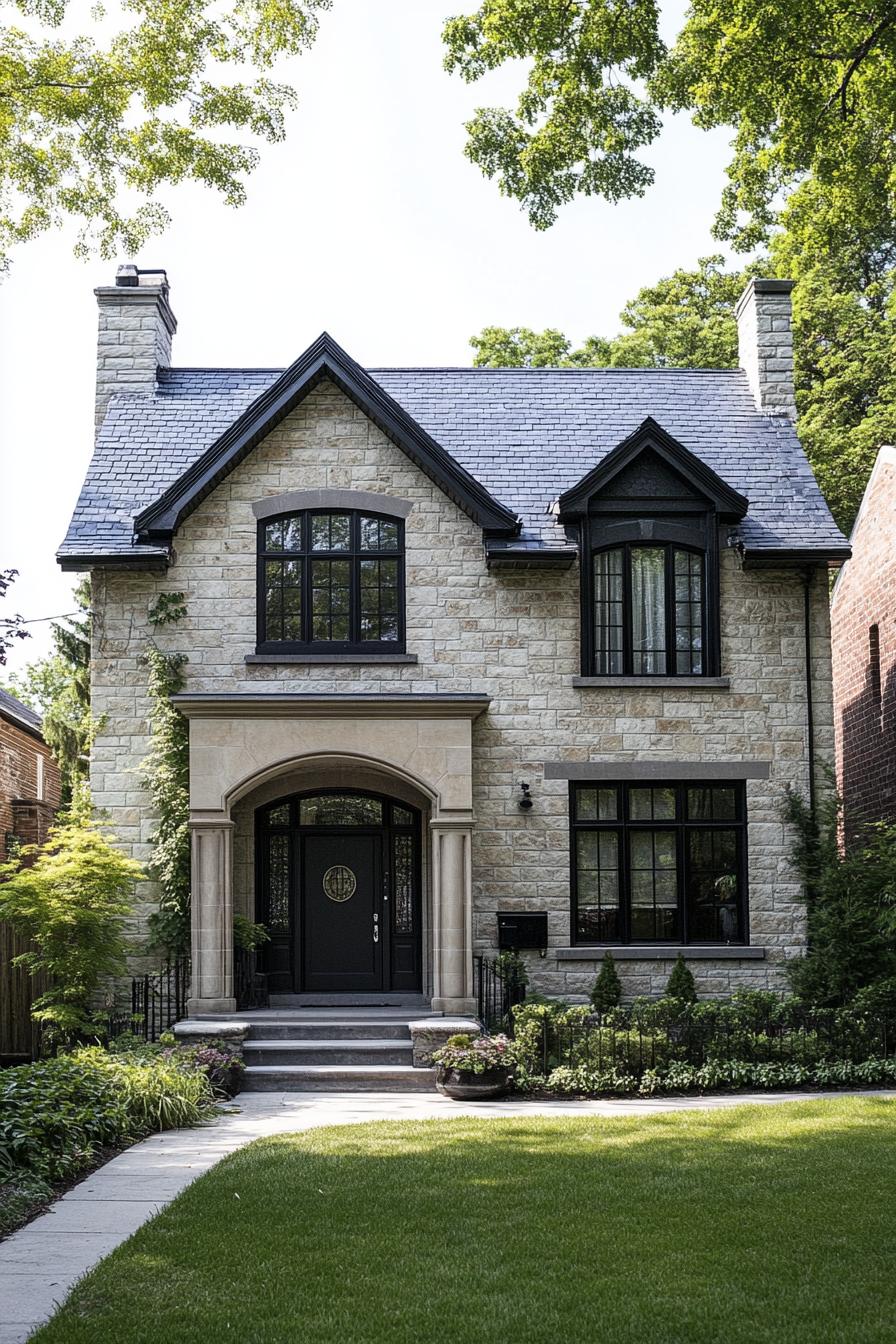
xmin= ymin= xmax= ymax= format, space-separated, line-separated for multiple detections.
xmin=801 ymin=568 xmax=816 ymax=820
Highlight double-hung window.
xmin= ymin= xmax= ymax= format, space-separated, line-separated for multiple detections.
xmin=257 ymin=509 xmax=404 ymax=653
xmin=571 ymin=781 xmax=747 ymax=945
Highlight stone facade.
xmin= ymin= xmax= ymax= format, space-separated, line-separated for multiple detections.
xmin=88 ymin=377 xmax=835 ymax=1001
xmin=831 ymin=446 xmax=896 ymax=844
xmin=0 ymin=705 xmax=61 ymax=863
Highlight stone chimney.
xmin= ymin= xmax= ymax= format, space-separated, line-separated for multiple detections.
xmin=94 ymin=264 xmax=177 ymax=429
xmin=735 ymin=278 xmax=796 ymax=418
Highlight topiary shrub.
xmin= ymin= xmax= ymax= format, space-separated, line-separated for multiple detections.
xmin=665 ymin=954 xmax=697 ymax=1002
xmin=590 ymin=951 xmax=622 ymax=1013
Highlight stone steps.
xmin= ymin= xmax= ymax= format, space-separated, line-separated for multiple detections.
xmin=241 ymin=1063 xmax=438 ymax=1093
xmin=243 ymin=1021 xmax=415 ymax=1041
xmin=244 ymin=1038 xmax=415 ymax=1067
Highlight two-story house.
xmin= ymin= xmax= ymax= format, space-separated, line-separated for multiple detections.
xmin=59 ymin=267 xmax=849 ymax=1017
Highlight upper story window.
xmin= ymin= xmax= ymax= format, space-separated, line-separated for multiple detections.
xmin=594 ymin=543 xmax=705 ymax=676
xmin=257 ymin=509 xmax=404 ymax=653
xmin=556 ymin=419 xmax=748 ymax=682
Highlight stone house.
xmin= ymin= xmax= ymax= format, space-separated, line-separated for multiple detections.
xmin=831 ymin=446 xmax=896 ymax=845
xmin=0 ymin=689 xmax=61 ymax=863
xmin=59 ymin=267 xmax=849 ymax=1016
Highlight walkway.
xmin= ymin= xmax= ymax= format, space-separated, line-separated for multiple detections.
xmin=2 ymin=1088 xmax=893 ymax=1342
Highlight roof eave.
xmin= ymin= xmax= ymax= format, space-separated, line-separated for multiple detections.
xmin=57 ymin=550 xmax=170 ymax=573
xmin=740 ymin=545 xmax=852 ymax=569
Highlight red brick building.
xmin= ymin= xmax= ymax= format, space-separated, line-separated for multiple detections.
xmin=831 ymin=446 xmax=896 ymax=845
xmin=0 ymin=688 xmax=62 ymax=862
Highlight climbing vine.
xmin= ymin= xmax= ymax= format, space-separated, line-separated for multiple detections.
xmin=143 ymin=594 xmax=190 ymax=957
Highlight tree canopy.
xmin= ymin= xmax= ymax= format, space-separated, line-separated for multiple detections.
xmin=0 ymin=0 xmax=329 ymax=268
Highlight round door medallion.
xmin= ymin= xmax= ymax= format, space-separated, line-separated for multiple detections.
xmin=323 ymin=865 xmax=357 ymax=903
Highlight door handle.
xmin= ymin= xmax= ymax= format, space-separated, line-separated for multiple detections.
xmin=373 ymin=912 xmax=379 ymax=944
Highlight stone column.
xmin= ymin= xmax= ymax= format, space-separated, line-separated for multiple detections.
xmin=187 ymin=817 xmax=236 ymax=1016
xmin=430 ymin=821 xmax=476 ymax=1015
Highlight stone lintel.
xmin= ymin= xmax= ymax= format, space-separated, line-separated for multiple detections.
xmin=172 ymin=693 xmax=490 ymax=720
xmin=544 ymin=760 xmax=771 ymax=781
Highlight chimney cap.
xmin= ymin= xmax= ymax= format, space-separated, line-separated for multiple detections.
xmin=114 ymin=264 xmax=169 ymax=290
xmin=735 ymin=277 xmax=794 ymax=318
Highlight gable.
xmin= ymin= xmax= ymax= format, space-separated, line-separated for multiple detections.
xmin=558 ymin=416 xmax=748 ymax=522
xmin=133 ymin=334 xmax=519 ymax=546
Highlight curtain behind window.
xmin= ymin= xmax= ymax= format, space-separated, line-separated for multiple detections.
xmin=631 ymin=547 xmax=666 ymax=673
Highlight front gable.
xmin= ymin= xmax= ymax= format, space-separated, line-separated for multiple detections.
xmin=134 ymin=333 xmax=520 ymax=547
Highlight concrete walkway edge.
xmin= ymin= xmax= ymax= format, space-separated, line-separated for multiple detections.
xmin=2 ymin=1087 xmax=893 ymax=1343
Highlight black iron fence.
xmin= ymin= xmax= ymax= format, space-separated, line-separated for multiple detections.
xmin=107 ymin=958 xmax=191 ymax=1042
xmin=235 ymin=947 xmax=269 ymax=1011
xmin=474 ymin=956 xmax=527 ymax=1033
xmin=517 ymin=1004 xmax=896 ymax=1080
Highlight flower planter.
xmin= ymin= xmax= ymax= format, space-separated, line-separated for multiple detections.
xmin=436 ymin=1066 xmax=513 ymax=1101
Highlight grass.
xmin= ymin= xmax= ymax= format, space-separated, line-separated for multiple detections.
xmin=34 ymin=1098 xmax=895 ymax=1344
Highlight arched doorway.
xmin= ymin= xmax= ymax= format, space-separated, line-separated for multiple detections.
xmin=256 ymin=789 xmax=422 ymax=994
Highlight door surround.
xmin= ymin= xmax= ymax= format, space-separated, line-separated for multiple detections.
xmin=176 ymin=692 xmax=487 ymax=1016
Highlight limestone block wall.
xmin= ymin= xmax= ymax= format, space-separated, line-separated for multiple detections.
xmin=89 ymin=380 xmax=833 ymax=998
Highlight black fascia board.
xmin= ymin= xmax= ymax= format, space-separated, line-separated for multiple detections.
xmin=134 ymin=333 xmax=520 ymax=542
xmin=740 ymin=545 xmax=852 ymax=568
xmin=556 ymin=416 xmax=749 ymax=523
xmin=57 ymin=550 xmax=170 ymax=572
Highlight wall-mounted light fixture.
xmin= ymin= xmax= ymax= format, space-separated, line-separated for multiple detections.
xmin=518 ymin=781 xmax=533 ymax=811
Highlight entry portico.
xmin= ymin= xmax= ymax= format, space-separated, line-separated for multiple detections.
xmin=174 ymin=693 xmax=487 ymax=1017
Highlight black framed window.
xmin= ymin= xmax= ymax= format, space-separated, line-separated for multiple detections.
xmin=571 ymin=781 xmax=747 ymax=945
xmin=592 ymin=543 xmax=705 ymax=676
xmin=257 ymin=509 xmax=404 ymax=652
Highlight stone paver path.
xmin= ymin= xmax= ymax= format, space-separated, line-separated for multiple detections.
xmin=2 ymin=1087 xmax=893 ymax=1342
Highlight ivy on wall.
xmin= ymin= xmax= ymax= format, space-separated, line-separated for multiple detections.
xmin=143 ymin=594 xmax=190 ymax=957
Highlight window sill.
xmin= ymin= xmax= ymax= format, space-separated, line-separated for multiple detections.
xmin=556 ymin=946 xmax=765 ymax=961
xmin=246 ymin=653 xmax=418 ymax=665
xmin=572 ymin=676 xmax=730 ymax=689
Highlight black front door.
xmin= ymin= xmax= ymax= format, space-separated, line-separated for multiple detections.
xmin=302 ymin=833 xmax=383 ymax=992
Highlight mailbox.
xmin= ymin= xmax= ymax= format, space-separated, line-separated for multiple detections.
xmin=497 ymin=912 xmax=548 ymax=952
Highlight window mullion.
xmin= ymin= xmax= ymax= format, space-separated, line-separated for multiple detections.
xmin=622 ymin=545 xmax=633 ymax=676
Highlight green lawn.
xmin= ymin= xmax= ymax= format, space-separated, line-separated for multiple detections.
xmin=35 ymin=1098 xmax=895 ymax=1344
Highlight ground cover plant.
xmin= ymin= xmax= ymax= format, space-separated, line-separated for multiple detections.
xmin=33 ymin=1099 xmax=896 ymax=1344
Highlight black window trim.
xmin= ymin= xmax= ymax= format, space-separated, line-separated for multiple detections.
xmin=256 ymin=507 xmax=406 ymax=654
xmin=569 ymin=779 xmax=749 ymax=947
xmin=587 ymin=539 xmax=712 ymax=679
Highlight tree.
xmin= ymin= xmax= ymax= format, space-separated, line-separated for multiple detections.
xmin=665 ymin=953 xmax=697 ymax=1003
xmin=0 ymin=569 xmax=29 ymax=665
xmin=0 ymin=785 xmax=143 ymax=1041
xmin=444 ymin=1 xmax=896 ymax=250
xmin=472 ymin=257 xmax=755 ymax=371
xmin=2 ymin=580 xmax=93 ymax=803
xmin=0 ymin=0 xmax=329 ymax=269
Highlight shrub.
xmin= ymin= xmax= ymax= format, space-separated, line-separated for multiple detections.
xmin=590 ymin=951 xmax=622 ymax=1013
xmin=0 ymin=1046 xmax=216 ymax=1184
xmin=521 ymin=1056 xmax=896 ymax=1098
xmin=665 ymin=954 xmax=697 ymax=1003
xmin=432 ymin=1034 xmax=516 ymax=1073
xmin=0 ymin=790 xmax=143 ymax=1042
xmin=783 ymin=783 xmax=896 ymax=1005
xmin=233 ymin=915 xmax=270 ymax=952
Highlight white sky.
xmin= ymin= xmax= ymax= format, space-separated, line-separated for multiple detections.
xmin=0 ymin=0 xmax=736 ymax=678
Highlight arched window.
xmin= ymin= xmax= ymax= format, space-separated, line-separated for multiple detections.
xmin=257 ymin=509 xmax=404 ymax=653
xmin=593 ymin=542 xmax=706 ymax=676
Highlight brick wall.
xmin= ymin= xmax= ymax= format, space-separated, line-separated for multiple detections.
xmin=831 ymin=447 xmax=896 ymax=845
xmin=89 ymin=380 xmax=835 ymax=999
xmin=0 ymin=715 xmax=61 ymax=861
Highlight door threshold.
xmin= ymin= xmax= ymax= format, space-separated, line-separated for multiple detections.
xmin=269 ymin=992 xmax=429 ymax=1008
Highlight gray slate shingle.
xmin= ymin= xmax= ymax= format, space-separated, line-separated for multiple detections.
xmin=0 ymin=687 xmax=42 ymax=733
xmin=59 ymin=364 xmax=847 ymax=560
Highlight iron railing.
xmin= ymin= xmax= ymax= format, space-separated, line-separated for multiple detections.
xmin=235 ymin=947 xmax=269 ymax=1011
xmin=474 ymin=956 xmax=527 ymax=1033
xmin=107 ymin=958 xmax=190 ymax=1042
xmin=518 ymin=1005 xmax=896 ymax=1080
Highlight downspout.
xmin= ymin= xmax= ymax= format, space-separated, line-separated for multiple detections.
xmin=801 ymin=567 xmax=816 ymax=820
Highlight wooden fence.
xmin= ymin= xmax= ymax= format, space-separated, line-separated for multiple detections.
xmin=0 ymin=922 xmax=47 ymax=1064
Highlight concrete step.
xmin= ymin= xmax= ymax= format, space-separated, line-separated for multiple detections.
xmin=244 ymin=1039 xmax=414 ymax=1067
xmin=246 ymin=1021 xmax=413 ymax=1041
xmin=242 ymin=1064 xmax=438 ymax=1093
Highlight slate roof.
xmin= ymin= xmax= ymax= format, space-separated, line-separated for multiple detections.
xmin=0 ymin=687 xmax=43 ymax=735
xmin=59 ymin=361 xmax=849 ymax=563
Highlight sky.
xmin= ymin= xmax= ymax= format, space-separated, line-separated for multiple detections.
xmin=0 ymin=0 xmax=736 ymax=680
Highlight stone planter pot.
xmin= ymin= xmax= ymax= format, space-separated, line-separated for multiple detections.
xmin=436 ymin=1066 xmax=513 ymax=1101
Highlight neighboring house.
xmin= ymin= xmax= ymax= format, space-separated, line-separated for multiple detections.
xmin=59 ymin=267 xmax=849 ymax=1015
xmin=0 ymin=688 xmax=61 ymax=862
xmin=0 ymin=688 xmax=61 ymax=1062
xmin=831 ymin=446 xmax=896 ymax=845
